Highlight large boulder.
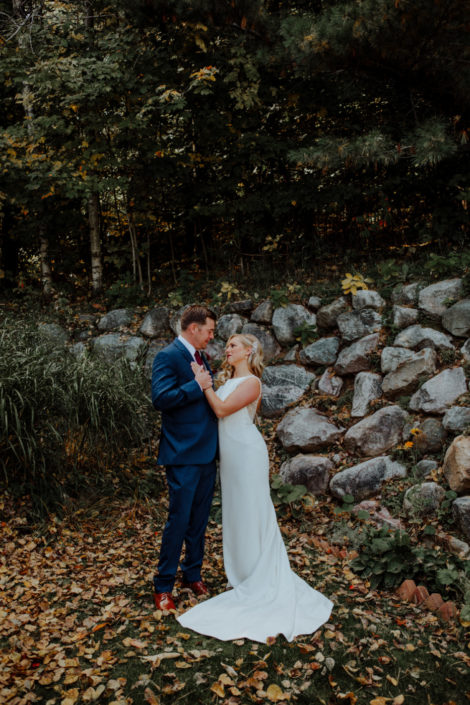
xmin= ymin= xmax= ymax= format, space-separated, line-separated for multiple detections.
xmin=92 ymin=334 xmax=146 ymax=364
xmin=205 ymin=339 xmax=226 ymax=366
xmin=334 ymin=333 xmax=380 ymax=375
xmin=443 ymin=435 xmax=470 ymax=494
xmin=380 ymin=346 xmax=415 ymax=373
xmin=316 ymin=297 xmax=349 ymax=329
xmin=38 ymin=322 xmax=69 ymax=346
xmin=227 ymin=299 xmax=253 ymax=315
xmin=251 ymin=301 xmax=274 ymax=325
xmin=442 ymin=406 xmax=470 ymax=433
xmin=279 ymin=454 xmax=333 ymax=494
xmin=413 ymin=417 xmax=446 ymax=454
xmin=337 ymin=309 xmax=382 ymax=342
xmin=217 ymin=313 xmax=246 ymax=340
xmin=260 ymin=365 xmax=315 ymax=418
xmin=277 ymin=408 xmax=344 ymax=453
xmin=139 ymin=307 xmax=170 ymax=338
xmin=242 ymin=322 xmax=281 ymax=361
xmin=344 ymin=405 xmax=407 ymax=457
xmin=329 ymin=456 xmax=407 ymax=501
xmin=403 ymin=482 xmax=446 ymax=517
xmin=392 ymin=305 xmax=419 ymax=330
xmin=317 ymin=369 xmax=344 ymax=397
xmin=351 ymin=372 xmax=382 ymax=417
xmin=418 ymin=278 xmax=462 ymax=318
xmin=299 ymin=337 xmax=340 ymax=366
xmin=97 ymin=308 xmax=133 ymax=331
xmin=452 ymin=497 xmax=470 ymax=541
xmin=442 ymin=299 xmax=470 ymax=337
xmin=272 ymin=304 xmax=316 ymax=345
xmin=393 ymin=325 xmax=454 ymax=351
xmin=352 ymin=290 xmax=385 ymax=310
xmin=144 ymin=340 xmax=168 ymax=378
xmin=409 ymin=367 xmax=467 ymax=414
xmin=461 ymin=339 xmax=470 ymax=363
xmin=381 ymin=348 xmax=437 ymax=397
xmin=392 ymin=282 xmax=421 ymax=306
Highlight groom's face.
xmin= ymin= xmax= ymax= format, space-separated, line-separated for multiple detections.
xmin=191 ymin=318 xmax=215 ymax=350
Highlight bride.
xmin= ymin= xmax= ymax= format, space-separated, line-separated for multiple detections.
xmin=177 ymin=333 xmax=333 ymax=642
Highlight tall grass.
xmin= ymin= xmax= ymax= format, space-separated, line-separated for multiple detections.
xmin=0 ymin=317 xmax=153 ymax=513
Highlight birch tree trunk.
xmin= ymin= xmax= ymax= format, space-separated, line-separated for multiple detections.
xmin=88 ymin=191 xmax=103 ymax=294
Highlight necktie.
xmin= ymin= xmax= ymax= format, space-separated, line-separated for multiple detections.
xmin=194 ymin=350 xmax=204 ymax=367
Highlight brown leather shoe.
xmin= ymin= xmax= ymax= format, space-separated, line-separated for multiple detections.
xmin=153 ymin=591 xmax=175 ymax=611
xmin=181 ymin=580 xmax=209 ymax=596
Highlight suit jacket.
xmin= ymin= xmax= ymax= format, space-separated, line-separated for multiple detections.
xmin=151 ymin=339 xmax=218 ymax=465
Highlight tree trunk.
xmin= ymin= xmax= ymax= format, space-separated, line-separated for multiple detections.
xmin=88 ymin=191 xmax=103 ymax=294
xmin=39 ymin=227 xmax=53 ymax=295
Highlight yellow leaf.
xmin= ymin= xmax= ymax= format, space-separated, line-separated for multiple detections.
xmin=370 ymin=699 xmax=390 ymax=705
xmin=61 ymin=689 xmax=79 ymax=705
xmin=386 ymin=675 xmax=398 ymax=686
xmin=392 ymin=697 xmax=405 ymax=705
xmin=266 ymin=683 xmax=286 ymax=702
xmin=218 ymin=674 xmax=234 ymax=685
xmin=405 ymin=643 xmax=416 ymax=651
xmin=210 ymin=682 xmax=225 ymax=697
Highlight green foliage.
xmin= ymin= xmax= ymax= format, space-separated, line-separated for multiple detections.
xmin=0 ymin=316 xmax=152 ymax=514
xmin=269 ymin=288 xmax=290 ymax=308
xmin=106 ymin=276 xmax=147 ymax=308
xmin=270 ymin=475 xmax=307 ymax=514
xmin=351 ymin=524 xmax=470 ymax=597
xmin=294 ymin=322 xmax=317 ymax=347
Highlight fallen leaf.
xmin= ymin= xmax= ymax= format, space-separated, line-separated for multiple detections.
xmin=144 ymin=687 xmax=160 ymax=705
xmin=210 ymin=682 xmax=225 ymax=698
xmin=266 ymin=683 xmax=287 ymax=701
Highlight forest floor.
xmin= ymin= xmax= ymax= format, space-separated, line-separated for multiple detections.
xmin=2 ymin=457 xmax=470 ymax=705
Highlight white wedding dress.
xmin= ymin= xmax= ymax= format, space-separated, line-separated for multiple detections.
xmin=177 ymin=376 xmax=333 ymax=642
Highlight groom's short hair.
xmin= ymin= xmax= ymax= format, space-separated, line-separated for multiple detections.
xmin=181 ymin=305 xmax=217 ymax=330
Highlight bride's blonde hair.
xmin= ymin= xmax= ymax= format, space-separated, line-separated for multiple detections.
xmin=218 ymin=333 xmax=264 ymax=384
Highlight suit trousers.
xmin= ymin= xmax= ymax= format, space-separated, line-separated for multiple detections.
xmin=154 ymin=461 xmax=216 ymax=593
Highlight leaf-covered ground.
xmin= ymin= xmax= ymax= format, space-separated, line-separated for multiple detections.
xmin=2 ymin=474 xmax=470 ymax=705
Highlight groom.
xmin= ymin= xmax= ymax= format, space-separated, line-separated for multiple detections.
xmin=151 ymin=305 xmax=218 ymax=611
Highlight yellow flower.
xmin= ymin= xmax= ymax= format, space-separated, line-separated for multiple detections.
xmin=410 ymin=428 xmax=423 ymax=436
xmin=404 ymin=441 xmax=414 ymax=449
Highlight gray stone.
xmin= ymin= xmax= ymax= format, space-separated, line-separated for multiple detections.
xmin=92 ymin=334 xmax=146 ymax=364
xmin=169 ymin=305 xmax=190 ymax=335
xmin=393 ymin=305 xmax=419 ymax=329
xmin=452 ymin=497 xmax=470 ymax=541
xmin=403 ymin=482 xmax=446 ymax=517
xmin=461 ymin=339 xmax=470 ymax=362
xmin=392 ymin=282 xmax=421 ymax=306
xmin=334 ymin=333 xmax=380 ymax=375
xmin=69 ymin=342 xmax=86 ymax=358
xmin=382 ymin=348 xmax=437 ymax=397
xmin=251 ymin=300 xmax=274 ymax=325
xmin=260 ymin=385 xmax=307 ymax=418
xmin=443 ymin=406 xmax=470 ymax=433
xmin=139 ymin=307 xmax=170 ymax=338
xmin=415 ymin=459 xmax=439 ymax=478
xmin=442 ymin=299 xmax=470 ymax=337
xmin=317 ymin=369 xmax=344 ymax=397
xmin=228 ymin=299 xmax=253 ymax=315
xmin=344 ymin=405 xmax=407 ymax=457
xmin=216 ymin=313 xmax=246 ymax=340
xmin=284 ymin=345 xmax=299 ymax=362
xmin=308 ymin=295 xmax=322 ymax=311
xmin=443 ymin=435 xmax=470 ymax=494
xmin=241 ymin=322 xmax=281 ymax=361
xmin=205 ymin=339 xmax=226 ymax=366
xmin=351 ymin=372 xmax=382 ymax=417
xmin=262 ymin=364 xmax=315 ymax=390
xmin=38 ymin=322 xmax=69 ymax=346
xmin=418 ymin=278 xmax=462 ymax=318
xmin=413 ymin=417 xmax=446 ymax=453
xmin=277 ymin=408 xmax=344 ymax=453
xmin=352 ymin=290 xmax=385 ymax=310
xmin=299 ymin=337 xmax=340 ymax=366
xmin=329 ymin=456 xmax=407 ymax=501
xmin=316 ymin=297 xmax=349 ymax=329
xmin=97 ymin=308 xmax=133 ymax=331
xmin=393 ymin=324 xmax=454 ymax=351
xmin=279 ymin=454 xmax=333 ymax=494
xmin=409 ymin=367 xmax=467 ymax=414
xmin=144 ymin=340 xmax=168 ymax=378
xmin=380 ymin=346 xmax=415 ymax=373
xmin=272 ymin=304 xmax=316 ymax=345
xmin=337 ymin=309 xmax=382 ymax=342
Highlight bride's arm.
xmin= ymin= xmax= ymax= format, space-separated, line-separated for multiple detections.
xmin=192 ymin=365 xmax=261 ymax=418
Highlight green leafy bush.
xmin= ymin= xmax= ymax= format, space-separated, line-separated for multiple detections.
xmin=0 ymin=317 xmax=152 ymax=513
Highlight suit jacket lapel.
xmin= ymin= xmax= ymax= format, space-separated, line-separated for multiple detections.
xmin=173 ymin=338 xmax=194 ymax=364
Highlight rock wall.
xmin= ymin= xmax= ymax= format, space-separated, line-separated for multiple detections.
xmin=44 ymin=278 xmax=470 ymax=543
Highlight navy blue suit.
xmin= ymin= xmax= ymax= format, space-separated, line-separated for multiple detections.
xmin=152 ymin=339 xmax=218 ymax=592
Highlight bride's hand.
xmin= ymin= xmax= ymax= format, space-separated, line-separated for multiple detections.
xmin=191 ymin=361 xmax=212 ymax=390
